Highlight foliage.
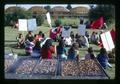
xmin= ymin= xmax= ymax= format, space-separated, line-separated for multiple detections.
xmin=66 ymin=4 xmax=72 ymax=10
xmin=36 ymin=15 xmax=45 ymax=26
xmin=89 ymin=5 xmax=115 ymax=26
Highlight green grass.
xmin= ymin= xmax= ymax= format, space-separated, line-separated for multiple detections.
xmin=4 ymin=25 xmax=115 ymax=79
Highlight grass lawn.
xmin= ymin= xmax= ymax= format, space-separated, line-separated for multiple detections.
xmin=4 ymin=26 xmax=115 ymax=79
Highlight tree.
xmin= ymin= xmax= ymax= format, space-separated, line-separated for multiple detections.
xmin=89 ymin=4 xmax=115 ymax=26
xmin=66 ymin=4 xmax=72 ymax=10
xmin=44 ymin=5 xmax=51 ymax=12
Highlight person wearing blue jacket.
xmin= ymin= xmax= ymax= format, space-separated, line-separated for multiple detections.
xmin=97 ymin=47 xmax=112 ymax=69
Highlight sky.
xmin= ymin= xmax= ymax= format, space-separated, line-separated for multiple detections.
xmin=5 ymin=4 xmax=92 ymax=10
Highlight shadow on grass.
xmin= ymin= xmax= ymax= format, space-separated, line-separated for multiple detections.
xmin=5 ymin=44 xmax=17 ymax=48
xmin=5 ymin=40 xmax=17 ymax=42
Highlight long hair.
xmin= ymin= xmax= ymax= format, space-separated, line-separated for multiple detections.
xmin=42 ymin=39 xmax=53 ymax=49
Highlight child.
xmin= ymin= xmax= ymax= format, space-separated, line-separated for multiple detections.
xmin=97 ymin=47 xmax=112 ymax=69
xmin=68 ymin=43 xmax=80 ymax=60
xmin=57 ymin=39 xmax=67 ymax=60
xmin=85 ymin=47 xmax=96 ymax=60
xmin=16 ymin=33 xmax=25 ymax=48
xmin=41 ymin=39 xmax=55 ymax=59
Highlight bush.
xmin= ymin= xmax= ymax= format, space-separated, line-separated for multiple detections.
xmin=54 ymin=19 xmax=62 ymax=27
xmin=36 ymin=15 xmax=45 ymax=26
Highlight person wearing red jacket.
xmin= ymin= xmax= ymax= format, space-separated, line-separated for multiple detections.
xmin=49 ymin=26 xmax=62 ymax=41
xmin=41 ymin=39 xmax=56 ymax=59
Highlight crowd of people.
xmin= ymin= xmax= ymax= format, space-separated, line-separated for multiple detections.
xmin=15 ymin=24 xmax=113 ymax=69
xmin=14 ymin=17 xmax=114 ymax=69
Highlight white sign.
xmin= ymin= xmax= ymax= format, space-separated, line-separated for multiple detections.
xmin=18 ymin=19 xmax=37 ymax=31
xmin=28 ymin=19 xmax=37 ymax=31
xmin=62 ymin=26 xmax=71 ymax=37
xmin=78 ymin=24 xmax=86 ymax=36
xmin=18 ymin=19 xmax=27 ymax=31
xmin=46 ymin=12 xmax=52 ymax=28
xmin=101 ymin=33 xmax=110 ymax=51
xmin=100 ymin=31 xmax=115 ymax=51
xmin=105 ymin=31 xmax=115 ymax=50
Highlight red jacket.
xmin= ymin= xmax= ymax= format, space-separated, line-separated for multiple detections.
xmin=41 ymin=46 xmax=55 ymax=59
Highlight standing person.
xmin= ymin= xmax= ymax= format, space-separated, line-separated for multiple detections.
xmin=25 ymin=31 xmax=34 ymax=42
xmin=97 ymin=47 xmax=112 ymax=69
xmin=57 ymin=39 xmax=67 ymax=60
xmin=41 ymin=39 xmax=55 ymax=59
xmin=85 ymin=47 xmax=96 ymax=60
xmin=16 ymin=33 xmax=25 ymax=48
xmin=68 ymin=43 xmax=80 ymax=60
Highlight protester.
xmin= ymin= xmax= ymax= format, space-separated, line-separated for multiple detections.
xmin=68 ymin=43 xmax=80 ymax=60
xmin=85 ymin=47 xmax=96 ymax=60
xmin=16 ymin=33 xmax=25 ymax=48
xmin=57 ymin=39 xmax=67 ymax=60
xmin=97 ymin=47 xmax=112 ymax=69
xmin=41 ymin=39 xmax=56 ymax=59
xmin=49 ymin=26 xmax=62 ymax=42
xmin=25 ymin=31 xmax=34 ymax=42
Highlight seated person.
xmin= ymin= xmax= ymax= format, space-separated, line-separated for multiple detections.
xmin=41 ymin=39 xmax=55 ymax=59
xmin=25 ymin=40 xmax=35 ymax=56
xmin=85 ymin=47 xmax=96 ymax=60
xmin=97 ymin=47 xmax=112 ymax=69
xmin=68 ymin=43 xmax=80 ymax=60
xmin=57 ymin=39 xmax=67 ymax=60
xmin=63 ymin=37 xmax=72 ymax=46
xmin=25 ymin=31 xmax=34 ymax=42
xmin=16 ymin=33 xmax=25 ymax=48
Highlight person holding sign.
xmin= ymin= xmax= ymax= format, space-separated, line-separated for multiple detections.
xmin=49 ymin=26 xmax=62 ymax=42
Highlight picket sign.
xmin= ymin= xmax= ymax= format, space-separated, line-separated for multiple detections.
xmin=62 ymin=26 xmax=71 ymax=38
xmin=100 ymin=31 xmax=115 ymax=51
xmin=18 ymin=18 xmax=37 ymax=31
xmin=78 ymin=24 xmax=86 ymax=36
xmin=46 ymin=12 xmax=52 ymax=28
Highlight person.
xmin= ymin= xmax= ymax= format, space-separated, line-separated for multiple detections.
xmin=38 ymin=31 xmax=45 ymax=41
xmin=82 ymin=36 xmax=89 ymax=48
xmin=41 ymin=39 xmax=55 ymax=59
xmin=16 ymin=33 xmax=25 ymax=48
xmin=32 ymin=34 xmax=41 ymax=58
xmin=49 ymin=26 xmax=62 ymax=42
xmin=76 ymin=35 xmax=82 ymax=48
xmin=64 ymin=37 xmax=72 ymax=47
xmin=57 ymin=39 xmax=67 ymax=60
xmin=97 ymin=47 xmax=112 ymax=69
xmin=85 ymin=47 xmax=96 ymax=60
xmin=90 ymin=31 xmax=98 ymax=44
xmin=68 ymin=43 xmax=80 ymax=60
xmin=70 ymin=31 xmax=75 ymax=42
xmin=25 ymin=37 xmax=35 ymax=56
xmin=85 ymin=31 xmax=90 ymax=42
xmin=25 ymin=31 xmax=34 ymax=42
